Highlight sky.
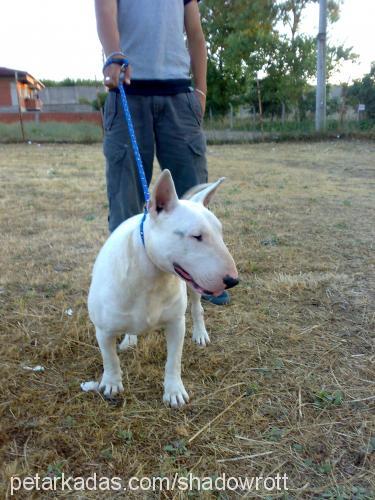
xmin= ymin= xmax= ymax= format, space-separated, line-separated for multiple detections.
xmin=0 ymin=0 xmax=374 ymax=84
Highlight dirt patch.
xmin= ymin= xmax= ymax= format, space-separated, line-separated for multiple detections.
xmin=0 ymin=141 xmax=374 ymax=498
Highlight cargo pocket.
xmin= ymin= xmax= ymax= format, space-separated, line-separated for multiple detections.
xmin=186 ymin=91 xmax=203 ymax=127
xmin=187 ymin=132 xmax=207 ymax=157
xmin=103 ymin=138 xmax=128 ymax=197
xmin=187 ymin=132 xmax=208 ymax=184
xmin=103 ymin=91 xmax=118 ymax=131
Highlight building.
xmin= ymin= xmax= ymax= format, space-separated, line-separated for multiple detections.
xmin=0 ymin=67 xmax=44 ymax=112
xmin=0 ymin=67 xmax=102 ymax=126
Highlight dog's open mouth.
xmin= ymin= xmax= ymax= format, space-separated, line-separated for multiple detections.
xmin=173 ymin=263 xmax=215 ymax=296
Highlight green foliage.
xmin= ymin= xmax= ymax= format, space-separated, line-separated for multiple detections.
xmin=78 ymin=97 xmax=92 ymax=106
xmin=62 ymin=415 xmax=76 ymax=428
xmin=266 ymin=427 xmax=284 ymax=442
xmin=163 ymin=440 xmax=189 ymax=456
xmin=47 ymin=462 xmax=64 ymax=478
xmin=100 ymin=448 xmax=113 ymax=460
xmin=347 ymin=64 xmax=375 ymax=119
xmin=320 ymin=484 xmax=372 ymax=499
xmin=245 ymin=382 xmax=259 ymax=396
xmin=327 ymin=43 xmax=358 ymax=77
xmin=117 ymin=429 xmax=133 ymax=443
xmin=313 ymin=390 xmax=344 ymax=408
xmin=292 ymin=443 xmax=304 ymax=453
xmin=318 ymin=461 xmax=333 ymax=474
xmin=367 ymin=437 xmax=375 ymax=453
xmin=202 ymin=0 xmax=354 ymax=117
xmin=41 ymin=78 xmax=102 ymax=87
xmin=92 ymin=92 xmax=108 ymax=111
xmin=201 ymin=0 xmax=278 ymax=113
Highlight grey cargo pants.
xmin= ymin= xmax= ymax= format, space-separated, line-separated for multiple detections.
xmin=103 ymin=90 xmax=208 ymax=232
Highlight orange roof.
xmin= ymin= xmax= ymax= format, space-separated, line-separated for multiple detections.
xmin=0 ymin=67 xmax=44 ymax=89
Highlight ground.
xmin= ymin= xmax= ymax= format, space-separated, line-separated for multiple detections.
xmin=0 ymin=141 xmax=374 ymax=499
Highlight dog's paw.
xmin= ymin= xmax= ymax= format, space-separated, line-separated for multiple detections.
xmin=119 ymin=334 xmax=138 ymax=352
xmin=99 ymin=373 xmax=124 ymax=398
xmin=163 ymin=379 xmax=189 ymax=408
xmin=192 ymin=328 xmax=210 ymax=347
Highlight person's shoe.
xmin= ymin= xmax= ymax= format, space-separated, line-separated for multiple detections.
xmin=202 ymin=290 xmax=230 ymax=305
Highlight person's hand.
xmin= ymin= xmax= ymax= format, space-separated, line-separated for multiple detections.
xmin=103 ymin=63 xmax=131 ymax=89
xmin=194 ymin=89 xmax=206 ymax=116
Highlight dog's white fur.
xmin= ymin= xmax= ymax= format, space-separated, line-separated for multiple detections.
xmin=87 ymin=170 xmax=238 ymax=407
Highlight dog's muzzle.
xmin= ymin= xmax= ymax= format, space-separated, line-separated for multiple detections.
xmin=223 ymin=275 xmax=239 ymax=290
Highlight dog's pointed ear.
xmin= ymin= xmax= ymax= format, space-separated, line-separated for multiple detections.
xmin=149 ymin=169 xmax=178 ymax=217
xmin=190 ymin=177 xmax=226 ymax=207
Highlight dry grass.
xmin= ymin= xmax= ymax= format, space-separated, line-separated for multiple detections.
xmin=0 ymin=140 xmax=374 ymax=499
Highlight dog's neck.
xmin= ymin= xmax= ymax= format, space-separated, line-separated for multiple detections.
xmin=129 ymin=215 xmax=168 ymax=279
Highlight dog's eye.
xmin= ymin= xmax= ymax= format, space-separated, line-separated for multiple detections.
xmin=192 ymin=235 xmax=203 ymax=242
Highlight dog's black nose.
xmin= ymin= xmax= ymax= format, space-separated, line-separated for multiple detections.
xmin=223 ymin=275 xmax=239 ymax=289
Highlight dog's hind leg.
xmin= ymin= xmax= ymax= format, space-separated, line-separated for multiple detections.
xmin=189 ymin=290 xmax=210 ymax=346
xmin=163 ymin=317 xmax=189 ymax=408
xmin=119 ymin=334 xmax=138 ymax=351
xmin=96 ymin=327 xmax=124 ymax=397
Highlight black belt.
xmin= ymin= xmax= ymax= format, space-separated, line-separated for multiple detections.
xmin=111 ymin=79 xmax=192 ymax=96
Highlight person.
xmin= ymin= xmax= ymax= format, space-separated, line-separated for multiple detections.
xmin=94 ymin=0 xmax=230 ymax=305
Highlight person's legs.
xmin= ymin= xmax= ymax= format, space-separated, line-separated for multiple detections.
xmin=154 ymin=92 xmax=207 ymax=198
xmin=103 ymin=92 xmax=154 ymax=232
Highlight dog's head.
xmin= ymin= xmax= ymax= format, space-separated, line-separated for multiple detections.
xmin=145 ymin=170 xmax=238 ymax=297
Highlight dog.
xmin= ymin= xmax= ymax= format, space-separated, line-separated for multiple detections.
xmin=87 ymin=169 xmax=238 ymax=408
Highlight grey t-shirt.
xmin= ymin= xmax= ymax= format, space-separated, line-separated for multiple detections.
xmin=117 ymin=0 xmax=194 ymax=81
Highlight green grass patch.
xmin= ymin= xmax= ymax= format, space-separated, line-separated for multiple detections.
xmin=0 ymin=121 xmax=103 ymax=143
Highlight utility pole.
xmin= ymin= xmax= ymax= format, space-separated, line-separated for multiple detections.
xmin=256 ymin=74 xmax=263 ymax=134
xmin=315 ymin=0 xmax=327 ymax=132
xmin=14 ymin=71 xmax=26 ymax=141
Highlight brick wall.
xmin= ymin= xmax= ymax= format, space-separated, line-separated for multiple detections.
xmin=0 ymin=80 xmax=12 ymax=106
xmin=0 ymin=112 xmax=103 ymax=126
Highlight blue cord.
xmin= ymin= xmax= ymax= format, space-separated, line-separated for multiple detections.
xmin=109 ymin=58 xmax=150 ymax=246
xmin=118 ymin=84 xmax=150 ymax=209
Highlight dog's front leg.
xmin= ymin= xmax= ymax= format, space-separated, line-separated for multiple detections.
xmin=96 ymin=328 xmax=124 ymax=397
xmin=163 ymin=317 xmax=189 ymax=408
xmin=189 ymin=290 xmax=210 ymax=346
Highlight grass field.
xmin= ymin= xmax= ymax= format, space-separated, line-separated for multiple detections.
xmin=1 ymin=120 xmax=374 ymax=145
xmin=0 ymin=141 xmax=374 ymax=498
xmin=0 ymin=122 xmax=103 ymax=144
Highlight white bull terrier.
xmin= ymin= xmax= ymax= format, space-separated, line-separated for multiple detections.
xmin=87 ymin=169 xmax=238 ymax=408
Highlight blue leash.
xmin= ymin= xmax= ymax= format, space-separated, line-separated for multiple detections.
xmin=105 ymin=57 xmax=150 ymax=246
xmin=118 ymin=83 xmax=149 ymax=246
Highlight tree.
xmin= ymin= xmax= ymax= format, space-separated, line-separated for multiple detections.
xmin=41 ymin=78 xmax=102 ymax=87
xmin=201 ymin=0 xmax=354 ymax=117
xmin=347 ymin=64 xmax=375 ymax=120
xmin=274 ymin=0 xmax=353 ymax=119
xmin=262 ymin=33 xmax=317 ymax=115
xmin=201 ymin=0 xmax=278 ymax=113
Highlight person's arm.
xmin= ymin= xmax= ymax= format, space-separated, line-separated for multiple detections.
xmin=94 ymin=0 xmax=131 ymax=88
xmin=184 ymin=0 xmax=207 ymax=114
